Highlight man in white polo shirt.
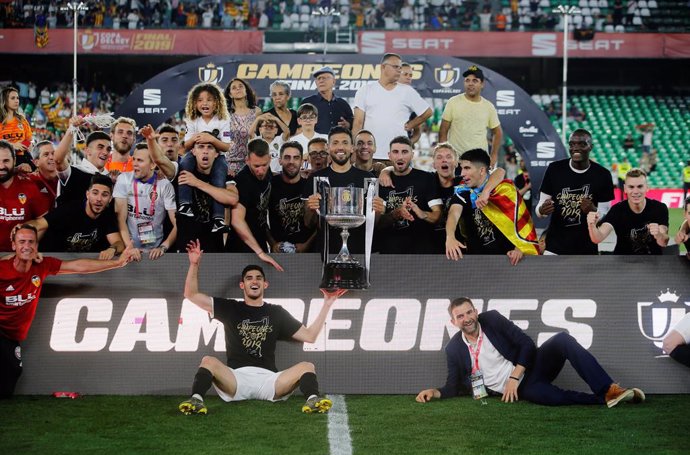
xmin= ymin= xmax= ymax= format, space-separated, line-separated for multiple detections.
xmin=352 ymin=53 xmax=432 ymax=161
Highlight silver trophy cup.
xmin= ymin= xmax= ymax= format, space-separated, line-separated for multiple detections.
xmin=321 ymin=187 xmax=368 ymax=289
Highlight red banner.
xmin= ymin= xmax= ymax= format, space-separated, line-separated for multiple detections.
xmin=359 ymin=31 xmax=690 ymax=58
xmin=0 ymin=29 xmax=263 ymax=55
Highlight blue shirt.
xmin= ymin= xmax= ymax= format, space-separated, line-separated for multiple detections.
xmin=301 ymin=93 xmax=354 ymax=135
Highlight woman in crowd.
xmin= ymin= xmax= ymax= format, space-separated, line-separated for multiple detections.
xmin=224 ymin=78 xmax=262 ymax=176
xmin=0 ymin=86 xmax=34 ymax=170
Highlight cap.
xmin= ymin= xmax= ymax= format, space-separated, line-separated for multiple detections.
xmin=462 ymin=65 xmax=485 ymax=81
xmin=313 ymin=66 xmax=335 ymax=78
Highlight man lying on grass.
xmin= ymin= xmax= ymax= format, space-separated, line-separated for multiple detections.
xmin=416 ymin=297 xmax=645 ymax=407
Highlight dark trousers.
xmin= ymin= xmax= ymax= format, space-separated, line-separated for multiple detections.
xmin=520 ymin=333 xmax=612 ymax=406
xmin=0 ymin=334 xmax=22 ymax=398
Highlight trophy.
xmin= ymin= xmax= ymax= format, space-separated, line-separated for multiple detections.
xmin=318 ymin=179 xmax=376 ymax=290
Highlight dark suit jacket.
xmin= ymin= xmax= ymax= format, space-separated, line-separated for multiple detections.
xmin=438 ymin=310 xmax=536 ymax=398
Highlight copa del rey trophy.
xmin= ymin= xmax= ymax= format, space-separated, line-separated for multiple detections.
xmin=316 ymin=178 xmax=377 ymax=290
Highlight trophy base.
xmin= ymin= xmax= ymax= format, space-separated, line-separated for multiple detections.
xmin=320 ymin=262 xmax=368 ymax=290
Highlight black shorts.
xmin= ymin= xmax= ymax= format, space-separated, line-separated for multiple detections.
xmin=0 ymin=333 xmax=22 ymax=398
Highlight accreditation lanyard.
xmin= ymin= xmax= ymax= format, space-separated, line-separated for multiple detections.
xmin=467 ymin=331 xmax=484 ymax=374
xmin=133 ymin=173 xmax=157 ymax=218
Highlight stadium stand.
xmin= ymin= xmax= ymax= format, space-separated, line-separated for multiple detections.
xmin=3 ymin=0 xmax=686 ymax=31
xmin=533 ymin=92 xmax=690 ymax=188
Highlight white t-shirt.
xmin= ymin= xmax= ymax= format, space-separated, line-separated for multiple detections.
xmin=184 ymin=116 xmax=233 ymax=145
xmin=262 ymin=135 xmax=285 ymax=174
xmin=462 ymin=327 xmax=518 ymax=394
xmin=113 ymin=172 xmax=177 ymax=249
xmin=672 ymin=312 xmax=690 ymax=344
xmin=289 ymin=132 xmax=328 ymax=161
xmin=353 ymin=81 xmax=430 ymax=160
xmin=202 ymin=10 xmax=214 ymax=28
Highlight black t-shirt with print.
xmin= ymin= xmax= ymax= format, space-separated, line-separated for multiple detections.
xmin=268 ymin=174 xmax=314 ymax=246
xmin=302 ymin=165 xmax=375 ymax=255
xmin=431 ymin=174 xmax=464 ymax=254
xmin=175 ymin=168 xmax=224 ymax=252
xmin=539 ymin=159 xmax=614 ymax=254
xmin=600 ymin=198 xmax=669 ymax=255
xmin=213 ymin=297 xmax=302 ymax=372
xmin=451 ymin=189 xmax=514 ymax=255
xmin=43 ymin=200 xmax=118 ymax=252
xmin=377 ymin=168 xmax=440 ymax=254
xmin=226 ymin=166 xmax=272 ymax=253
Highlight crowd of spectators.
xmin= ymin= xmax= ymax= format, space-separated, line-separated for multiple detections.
xmin=2 ymin=0 xmax=679 ymax=32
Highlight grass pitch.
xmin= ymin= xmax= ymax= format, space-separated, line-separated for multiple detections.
xmin=2 ymin=394 xmax=687 ymax=455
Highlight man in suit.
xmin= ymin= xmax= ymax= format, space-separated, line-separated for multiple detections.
xmin=416 ymin=298 xmax=645 ymax=407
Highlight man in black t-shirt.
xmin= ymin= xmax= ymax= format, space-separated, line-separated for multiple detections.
xmin=165 ymin=134 xmax=238 ymax=253
xmin=430 ymin=143 xmax=464 ymax=254
xmin=226 ymin=139 xmax=282 ymax=271
xmin=537 ymin=129 xmax=615 ymax=255
xmin=267 ymin=141 xmax=316 ymax=253
xmin=587 ymin=168 xmax=669 ymax=254
xmin=302 ymin=126 xmax=385 ymax=255
xmin=28 ymin=174 xmax=125 ymax=257
xmin=446 ymin=149 xmax=529 ymax=265
xmin=377 ymin=136 xmax=441 ymax=253
xmin=178 ymin=240 xmax=346 ymax=415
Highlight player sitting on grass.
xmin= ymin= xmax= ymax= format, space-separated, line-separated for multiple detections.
xmin=178 ymin=239 xmax=346 ymax=415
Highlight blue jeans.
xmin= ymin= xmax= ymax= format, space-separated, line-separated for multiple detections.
xmin=178 ymin=153 xmax=228 ymax=221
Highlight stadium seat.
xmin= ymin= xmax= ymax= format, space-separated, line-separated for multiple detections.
xmin=640 ymin=7 xmax=650 ymax=16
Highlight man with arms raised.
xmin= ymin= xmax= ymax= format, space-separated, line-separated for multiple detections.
xmin=0 ymin=140 xmax=45 ymax=252
xmin=0 ymin=224 xmax=135 ymax=398
xmin=114 ymin=142 xmax=177 ymax=260
xmin=536 ymin=129 xmax=615 ymax=255
xmin=587 ymin=168 xmax=668 ymax=254
xmin=446 ymin=149 xmax=538 ymax=264
xmin=178 ymin=240 xmax=346 ymax=414
xmin=376 ymin=136 xmax=441 ymax=254
xmin=56 ymin=130 xmax=112 ymax=205
xmin=416 ymin=297 xmax=644 ymax=407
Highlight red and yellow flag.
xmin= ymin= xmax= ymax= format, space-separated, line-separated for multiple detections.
xmin=483 ymin=180 xmax=540 ymax=255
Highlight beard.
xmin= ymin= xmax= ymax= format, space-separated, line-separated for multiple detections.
xmin=0 ymin=168 xmax=14 ymax=183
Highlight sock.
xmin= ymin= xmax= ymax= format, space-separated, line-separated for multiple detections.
xmin=299 ymin=372 xmax=319 ymax=398
xmin=191 ymin=367 xmax=213 ymax=398
xmin=670 ymin=344 xmax=690 ymax=368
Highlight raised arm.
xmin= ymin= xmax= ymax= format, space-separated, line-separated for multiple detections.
xmin=177 ymin=173 xmax=239 ymax=206
xmin=183 ymin=239 xmax=213 ymax=313
xmin=141 ymin=124 xmax=177 ymax=181
xmin=291 ymin=288 xmax=347 ymax=343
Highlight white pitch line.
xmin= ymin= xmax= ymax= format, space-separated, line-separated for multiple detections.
xmin=327 ymin=394 xmax=353 ymax=455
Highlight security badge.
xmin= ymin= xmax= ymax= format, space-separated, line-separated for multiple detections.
xmin=137 ymin=222 xmax=156 ymax=246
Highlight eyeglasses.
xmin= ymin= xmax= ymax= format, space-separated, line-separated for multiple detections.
xmin=299 ymin=115 xmax=317 ymax=121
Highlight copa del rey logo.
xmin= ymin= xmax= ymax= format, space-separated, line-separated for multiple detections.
xmin=637 ymin=289 xmax=689 ymax=351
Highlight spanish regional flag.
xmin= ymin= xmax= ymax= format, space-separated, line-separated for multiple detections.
xmin=483 ymin=180 xmax=540 ymax=255
xmin=35 ymin=25 xmax=49 ymax=48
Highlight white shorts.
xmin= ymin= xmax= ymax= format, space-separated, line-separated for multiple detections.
xmin=213 ymin=366 xmax=291 ymax=402
xmin=672 ymin=312 xmax=690 ymax=343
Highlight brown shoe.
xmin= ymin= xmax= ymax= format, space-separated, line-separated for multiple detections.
xmin=605 ymin=383 xmax=635 ymax=408
xmin=631 ymin=387 xmax=646 ymax=404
